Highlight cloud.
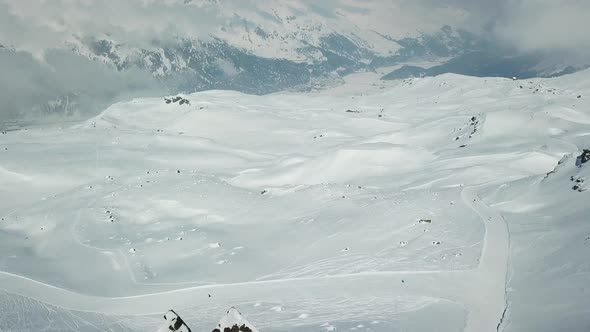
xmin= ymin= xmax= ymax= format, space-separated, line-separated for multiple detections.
xmin=438 ymin=0 xmax=590 ymax=56
xmin=397 ymin=0 xmax=590 ymax=57
xmin=0 ymin=48 xmax=163 ymax=121
xmin=493 ymin=0 xmax=590 ymax=55
xmin=0 ymin=0 xmax=468 ymax=54
xmin=1 ymin=0 xmax=588 ymax=57
xmin=0 ymin=0 xmax=225 ymax=54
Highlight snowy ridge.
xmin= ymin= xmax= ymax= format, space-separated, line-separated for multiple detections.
xmin=1 ymin=69 xmax=589 ymax=331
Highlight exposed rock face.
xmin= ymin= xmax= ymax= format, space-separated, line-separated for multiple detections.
xmin=165 ymin=96 xmax=191 ymax=106
xmin=575 ymin=149 xmax=590 ymax=167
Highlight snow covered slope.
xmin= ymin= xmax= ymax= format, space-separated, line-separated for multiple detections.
xmin=1 ymin=69 xmax=589 ymax=331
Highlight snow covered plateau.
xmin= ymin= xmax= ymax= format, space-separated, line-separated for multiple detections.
xmin=1 ymin=69 xmax=590 ymax=332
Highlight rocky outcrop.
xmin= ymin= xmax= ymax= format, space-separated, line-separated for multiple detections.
xmin=575 ymin=149 xmax=590 ymax=167
xmin=570 ymin=176 xmax=585 ymax=192
xmin=212 ymin=308 xmax=258 ymax=332
xmin=165 ymin=96 xmax=190 ymax=106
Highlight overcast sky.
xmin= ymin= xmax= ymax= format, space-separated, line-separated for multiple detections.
xmin=1 ymin=0 xmax=588 ymax=57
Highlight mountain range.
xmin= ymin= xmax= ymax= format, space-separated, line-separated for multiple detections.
xmin=1 ymin=0 xmax=587 ymax=121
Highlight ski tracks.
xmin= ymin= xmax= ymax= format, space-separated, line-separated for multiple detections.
xmin=0 ymin=184 xmax=510 ymax=332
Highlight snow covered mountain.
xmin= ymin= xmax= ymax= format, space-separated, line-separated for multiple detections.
xmin=1 ymin=68 xmax=589 ymax=331
xmin=6 ymin=0 xmax=587 ymax=122
xmin=382 ymin=51 xmax=590 ymax=81
xmin=0 ymin=0 xmax=461 ymax=120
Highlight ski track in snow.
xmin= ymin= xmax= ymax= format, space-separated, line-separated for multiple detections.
xmin=0 ymin=180 xmax=507 ymax=331
xmin=0 ymin=183 xmax=508 ymax=332
xmin=2 ymin=70 xmax=590 ymax=331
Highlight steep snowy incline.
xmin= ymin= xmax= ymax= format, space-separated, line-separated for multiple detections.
xmin=1 ymin=69 xmax=589 ymax=331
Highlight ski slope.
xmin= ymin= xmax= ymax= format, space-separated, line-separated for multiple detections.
xmin=1 ymin=70 xmax=590 ymax=332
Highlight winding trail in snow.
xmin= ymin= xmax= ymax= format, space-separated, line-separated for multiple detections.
xmin=0 ymin=183 xmax=510 ymax=332
xmin=460 ymin=185 xmax=509 ymax=332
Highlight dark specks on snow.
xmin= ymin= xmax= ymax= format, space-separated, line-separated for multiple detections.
xmin=571 ymin=178 xmax=585 ymax=192
xmin=166 ymin=96 xmax=190 ymax=106
xmin=454 ymin=116 xmax=479 ymax=144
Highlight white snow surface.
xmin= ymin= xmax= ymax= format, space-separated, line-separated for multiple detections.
xmin=1 ymin=70 xmax=590 ymax=332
